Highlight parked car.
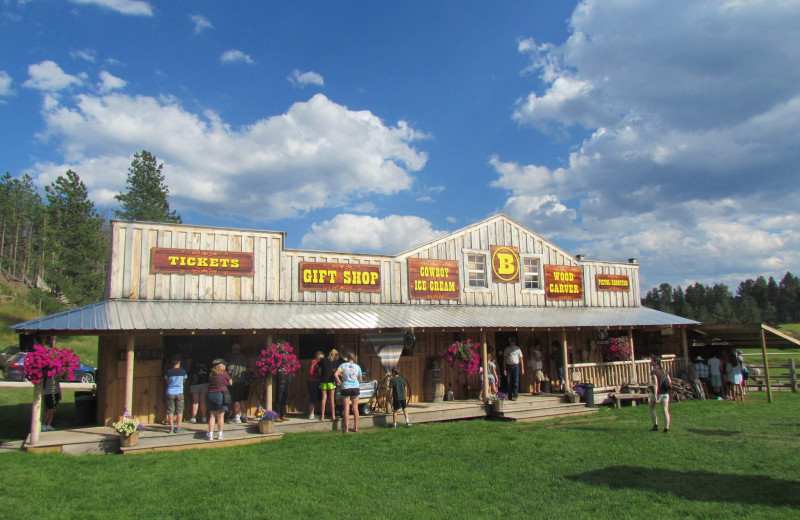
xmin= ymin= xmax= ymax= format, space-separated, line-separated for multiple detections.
xmin=3 ymin=352 xmax=97 ymax=383
xmin=0 ymin=345 xmax=20 ymax=369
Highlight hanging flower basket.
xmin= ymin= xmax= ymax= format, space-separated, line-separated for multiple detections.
xmin=23 ymin=344 xmax=80 ymax=384
xmin=442 ymin=339 xmax=480 ymax=376
xmin=602 ymin=336 xmax=632 ymax=362
xmin=255 ymin=342 xmax=301 ymax=377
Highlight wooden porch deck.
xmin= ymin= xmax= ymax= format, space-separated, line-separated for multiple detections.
xmin=10 ymin=395 xmax=594 ymax=455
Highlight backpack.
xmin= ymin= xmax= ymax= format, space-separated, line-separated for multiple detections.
xmin=741 ymin=365 xmax=749 ymax=381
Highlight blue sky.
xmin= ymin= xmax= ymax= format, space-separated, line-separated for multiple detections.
xmin=2 ymin=0 xmax=799 ymax=295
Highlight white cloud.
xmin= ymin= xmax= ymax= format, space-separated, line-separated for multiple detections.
xmin=220 ymin=50 xmax=254 ymax=65
xmin=23 ymin=61 xmax=82 ymax=91
xmin=288 ymin=69 xmax=324 ymax=88
xmin=97 ymin=71 xmax=126 ymax=93
xmin=497 ymin=0 xmax=800 ymax=290
xmin=190 ymin=14 xmax=213 ymax=34
xmin=301 ymin=214 xmax=447 ymax=254
xmin=0 ymin=71 xmax=13 ymax=98
xmin=69 ymin=49 xmax=96 ymax=63
xmin=69 ymin=0 xmax=153 ymax=16
xmin=32 ymin=90 xmax=428 ymax=223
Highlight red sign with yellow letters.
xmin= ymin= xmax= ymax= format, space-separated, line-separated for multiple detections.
xmin=545 ymin=265 xmax=584 ymax=300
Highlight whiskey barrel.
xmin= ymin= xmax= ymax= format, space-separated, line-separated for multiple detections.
xmin=423 ymin=368 xmax=445 ymax=402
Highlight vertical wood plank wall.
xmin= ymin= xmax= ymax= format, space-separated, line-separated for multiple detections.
xmin=109 ymin=215 xmax=640 ymax=308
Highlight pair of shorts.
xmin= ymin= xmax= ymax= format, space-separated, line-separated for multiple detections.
xmin=652 ymin=393 xmax=670 ymax=404
xmin=320 ymin=382 xmax=335 ymax=391
xmin=307 ymin=380 xmax=321 ymax=405
xmin=229 ymin=382 xmax=249 ymax=402
xmin=711 ymin=374 xmax=722 ymax=387
xmin=487 ymin=375 xmax=496 ymax=385
xmin=207 ymin=392 xmax=228 ymax=412
xmin=392 ymin=398 xmax=407 ymax=410
xmin=44 ymin=393 xmax=61 ymax=410
xmin=165 ymin=393 xmax=185 ymax=415
xmin=533 ymin=370 xmax=544 ymax=381
xmin=190 ymin=383 xmax=209 ymax=395
xmin=340 ymin=387 xmax=360 ymax=398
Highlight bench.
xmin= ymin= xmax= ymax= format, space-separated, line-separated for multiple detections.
xmin=610 ymin=393 xmax=650 ymax=408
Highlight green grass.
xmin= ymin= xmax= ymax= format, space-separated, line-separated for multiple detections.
xmin=0 ymin=387 xmax=87 ymax=443
xmin=1 ymin=392 xmax=798 ymax=519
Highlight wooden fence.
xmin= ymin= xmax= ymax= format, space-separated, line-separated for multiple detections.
xmin=569 ymin=357 xmax=686 ymax=389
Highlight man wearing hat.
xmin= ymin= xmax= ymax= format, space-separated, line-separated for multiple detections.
xmin=694 ymin=355 xmax=710 ymax=395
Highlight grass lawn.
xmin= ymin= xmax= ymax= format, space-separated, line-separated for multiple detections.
xmin=0 ymin=392 xmax=798 ymax=519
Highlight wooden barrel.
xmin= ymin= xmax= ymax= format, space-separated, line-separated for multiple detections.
xmin=423 ymin=368 xmax=445 ymax=402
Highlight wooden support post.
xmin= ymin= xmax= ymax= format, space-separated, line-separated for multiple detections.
xmin=681 ymin=327 xmax=689 ymax=368
xmin=790 ymin=359 xmax=797 ymax=393
xmin=628 ymin=328 xmax=636 ymax=383
xmin=561 ymin=329 xmax=569 ymax=391
xmin=29 ymin=382 xmax=43 ymax=445
xmin=760 ymin=327 xmax=772 ymax=404
xmin=266 ymin=334 xmax=273 ymax=410
xmin=124 ymin=336 xmax=135 ymax=416
xmin=481 ymin=330 xmax=488 ymax=402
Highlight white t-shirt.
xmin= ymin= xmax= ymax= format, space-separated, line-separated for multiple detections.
xmin=505 ymin=345 xmax=523 ymax=365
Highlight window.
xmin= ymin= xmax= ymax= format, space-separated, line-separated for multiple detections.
xmin=522 ymin=257 xmax=542 ymax=290
xmin=467 ymin=253 xmax=487 ymax=288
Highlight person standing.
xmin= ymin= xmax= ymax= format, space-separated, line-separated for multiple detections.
xmin=318 ymin=349 xmax=340 ymax=422
xmin=164 ymin=356 xmax=188 ymax=433
xmin=188 ymin=358 xmax=209 ymax=424
xmin=307 ymin=351 xmax=323 ymax=419
xmin=334 ymin=352 xmax=362 ymax=433
xmin=552 ymin=340 xmax=565 ymax=391
xmin=207 ymin=359 xmax=232 ymax=441
xmin=41 ymin=375 xmax=61 ymax=432
xmin=503 ymin=337 xmax=524 ymax=401
xmin=530 ymin=342 xmax=544 ymax=395
xmin=648 ymin=357 xmax=672 ymax=433
xmin=226 ymin=343 xmax=250 ymax=423
xmin=726 ymin=355 xmax=744 ymax=401
xmin=388 ymin=367 xmax=411 ymax=428
xmin=707 ymin=353 xmax=723 ymax=398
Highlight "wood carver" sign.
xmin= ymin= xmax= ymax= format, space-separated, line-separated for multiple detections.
xmin=544 ymin=265 xmax=583 ymax=300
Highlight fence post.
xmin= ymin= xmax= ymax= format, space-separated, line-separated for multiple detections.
xmin=790 ymin=359 xmax=797 ymax=393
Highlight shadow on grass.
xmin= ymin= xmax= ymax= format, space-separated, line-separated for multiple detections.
xmin=686 ymin=428 xmax=742 ymax=437
xmin=0 ymin=402 xmax=78 ymax=443
xmin=571 ymin=465 xmax=800 ymax=508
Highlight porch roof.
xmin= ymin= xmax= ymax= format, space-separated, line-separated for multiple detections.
xmin=11 ymin=300 xmax=697 ymax=334
xmin=689 ymin=323 xmax=800 ymax=350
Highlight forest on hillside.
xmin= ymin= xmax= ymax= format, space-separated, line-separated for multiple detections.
xmin=642 ymin=272 xmax=800 ymax=326
xmin=1 ymin=151 xmax=179 ymax=312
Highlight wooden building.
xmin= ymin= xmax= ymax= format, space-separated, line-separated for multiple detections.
xmin=12 ymin=214 xmax=696 ymax=426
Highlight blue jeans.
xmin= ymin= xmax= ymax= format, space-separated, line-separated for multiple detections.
xmin=275 ymin=372 xmax=293 ymax=418
xmin=506 ymin=364 xmax=520 ymax=399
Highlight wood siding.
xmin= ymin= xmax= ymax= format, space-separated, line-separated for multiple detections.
xmin=108 ymin=215 xmax=640 ymax=309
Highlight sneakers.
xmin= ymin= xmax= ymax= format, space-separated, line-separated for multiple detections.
xmin=189 ymin=418 xmax=197 ymax=424
xmin=200 ymin=417 xmax=207 ymax=423
xmin=174 ymin=427 xmax=186 ymax=433
xmin=169 ymin=427 xmax=174 ymax=434
xmin=206 ymin=432 xmax=213 ymax=441
xmin=406 ymin=422 xmax=412 ymax=427
xmin=392 ymin=423 xmax=397 ymax=429
xmin=308 ymin=414 xmax=315 ymax=420
xmin=649 ymin=425 xmax=659 ymax=432
xmin=215 ymin=432 xmax=224 ymax=440
xmin=663 ymin=428 xmax=670 ymax=433
xmin=227 ymin=416 xmax=242 ymax=424
xmin=41 ymin=425 xmax=53 ymax=432
xmin=241 ymin=415 xmax=248 ymax=423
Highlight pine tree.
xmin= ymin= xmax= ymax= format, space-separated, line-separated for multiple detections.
xmin=44 ymin=170 xmax=109 ymax=305
xmin=114 ymin=150 xmax=181 ymax=223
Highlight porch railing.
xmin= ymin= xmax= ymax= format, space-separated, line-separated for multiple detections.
xmin=569 ymin=357 xmax=686 ymax=389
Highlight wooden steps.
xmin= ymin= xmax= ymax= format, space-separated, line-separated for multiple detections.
xmin=490 ymin=395 xmax=598 ymax=422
